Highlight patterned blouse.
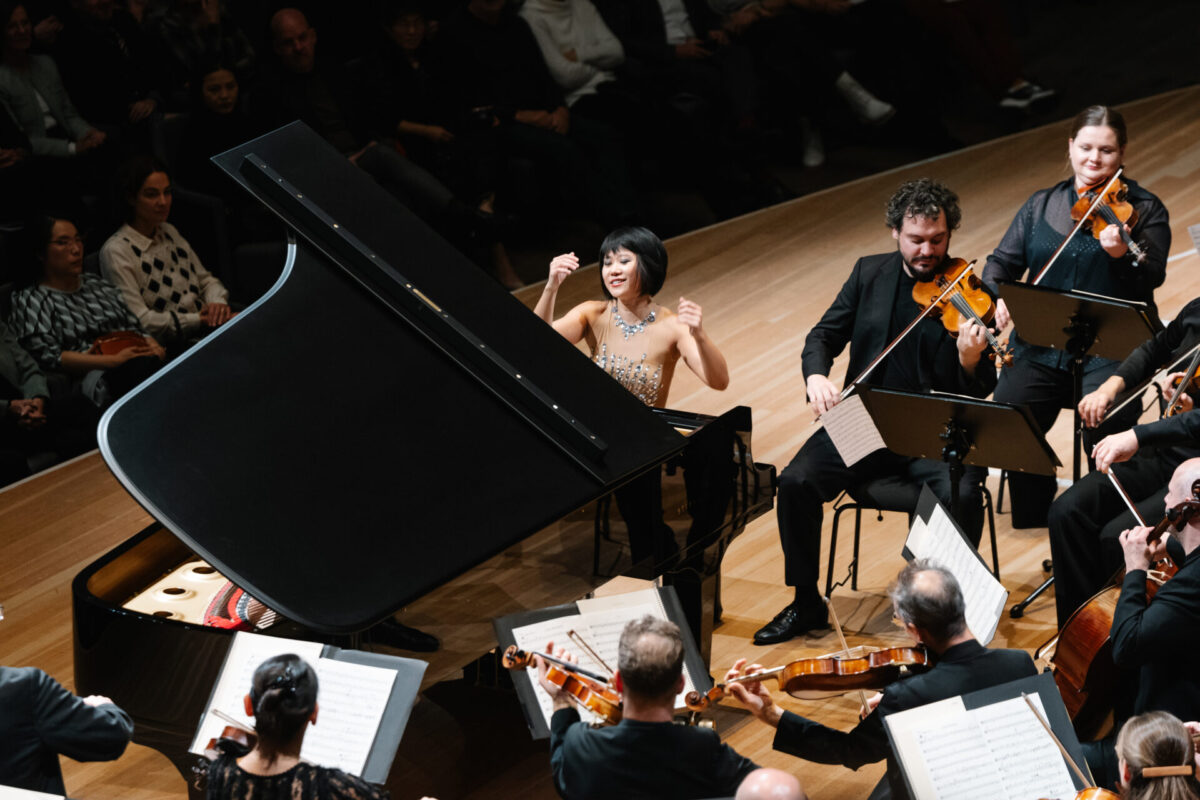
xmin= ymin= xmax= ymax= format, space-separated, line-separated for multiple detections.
xmin=8 ymin=274 xmax=143 ymax=370
xmin=205 ymin=754 xmax=390 ymax=800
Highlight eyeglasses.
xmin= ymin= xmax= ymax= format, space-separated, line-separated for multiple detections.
xmin=50 ymin=236 xmax=83 ymax=247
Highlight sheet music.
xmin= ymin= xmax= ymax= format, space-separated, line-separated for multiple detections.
xmin=973 ymin=696 xmax=1076 ymax=800
xmin=885 ymin=693 xmax=1076 ymax=800
xmin=510 ymin=588 xmax=698 ymax=729
xmin=820 ymin=394 xmax=885 ymax=466
xmin=0 ymin=788 xmax=64 ymax=800
xmin=189 ymin=631 xmax=396 ymax=776
xmin=905 ymin=503 xmax=1007 ymax=645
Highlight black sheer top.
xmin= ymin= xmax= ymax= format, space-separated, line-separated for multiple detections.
xmin=206 ymin=754 xmax=390 ymax=800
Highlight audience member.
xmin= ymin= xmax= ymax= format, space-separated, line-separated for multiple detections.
xmin=735 ymin=767 xmax=808 ymax=800
xmin=1115 ymin=712 xmax=1200 ymax=800
xmin=0 ymin=665 xmax=133 ymax=794
xmin=205 ymin=653 xmax=392 ymax=800
xmin=0 ymin=96 xmax=34 ymax=223
xmin=100 ymin=156 xmax=232 ymax=347
xmin=0 ymin=1 xmax=112 ymax=209
xmin=538 ymin=616 xmax=758 ymax=799
xmin=1 ymin=316 xmax=98 ymax=486
xmin=51 ymin=0 xmax=164 ymax=147
xmin=8 ymin=215 xmax=165 ymax=405
xmin=147 ymin=0 xmax=256 ymax=98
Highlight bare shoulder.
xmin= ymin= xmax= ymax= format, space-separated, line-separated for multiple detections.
xmin=571 ymin=299 xmax=609 ymax=323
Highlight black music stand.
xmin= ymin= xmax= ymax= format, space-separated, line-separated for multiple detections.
xmin=998 ymin=282 xmax=1162 ymax=481
xmin=857 ymin=387 xmax=1059 ymax=523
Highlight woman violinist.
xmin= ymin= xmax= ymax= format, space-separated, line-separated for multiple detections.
xmin=982 ymin=105 xmax=1171 ymax=528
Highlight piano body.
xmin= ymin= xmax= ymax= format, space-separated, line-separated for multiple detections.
xmin=71 ymin=123 xmax=775 ymax=792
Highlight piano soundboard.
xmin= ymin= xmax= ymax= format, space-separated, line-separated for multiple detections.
xmin=122 ymin=559 xmax=227 ymax=623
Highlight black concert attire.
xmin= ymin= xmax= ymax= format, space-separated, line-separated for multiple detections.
xmin=549 ymin=706 xmax=758 ymax=800
xmin=205 ymin=753 xmax=389 ymax=800
xmin=0 ymin=666 xmax=133 ymax=794
xmin=772 ymin=640 xmax=1036 ymax=800
xmin=779 ymin=252 xmax=998 ymax=617
xmin=981 ymin=177 xmax=1170 ymax=526
xmin=1047 ymin=298 xmax=1200 ymax=628
xmin=1082 ymin=543 xmax=1200 ymax=787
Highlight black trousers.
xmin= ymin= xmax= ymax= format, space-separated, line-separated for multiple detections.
xmin=777 ymin=428 xmax=986 ymax=607
xmin=993 ymin=356 xmax=1138 ymax=527
xmin=1047 ymin=445 xmax=1195 ymax=628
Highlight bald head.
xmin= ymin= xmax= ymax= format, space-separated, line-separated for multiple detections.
xmin=1166 ymin=458 xmax=1200 ymax=537
xmin=889 ymin=559 xmax=967 ymax=646
xmin=735 ymin=768 xmax=807 ymax=800
xmin=270 ymin=8 xmax=316 ymax=73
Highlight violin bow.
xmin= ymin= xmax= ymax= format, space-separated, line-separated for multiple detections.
xmin=825 ymin=261 xmax=977 ymax=416
xmin=1107 ymin=468 xmax=1150 ymax=527
xmin=1032 ymin=168 xmax=1124 ymax=286
xmin=568 ymin=629 xmax=614 ymax=677
xmin=1099 ymin=342 xmax=1200 ymax=427
xmin=823 ymin=596 xmax=871 ymax=717
xmin=1021 ymin=693 xmax=1092 ymax=788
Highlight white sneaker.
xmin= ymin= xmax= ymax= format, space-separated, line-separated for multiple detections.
xmin=835 ymin=71 xmax=896 ymax=126
xmin=800 ymin=117 xmax=825 ymax=167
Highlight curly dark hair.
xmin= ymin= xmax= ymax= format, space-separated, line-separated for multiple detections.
xmin=885 ymin=179 xmax=961 ymax=232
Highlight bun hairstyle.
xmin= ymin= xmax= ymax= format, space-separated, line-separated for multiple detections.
xmin=1116 ymin=711 xmax=1200 ymax=800
xmin=249 ymin=654 xmax=318 ymax=759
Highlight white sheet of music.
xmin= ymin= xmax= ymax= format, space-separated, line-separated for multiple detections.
xmin=904 ymin=503 xmax=1007 ymax=645
xmin=188 ymin=631 xmax=395 ymax=776
xmin=885 ymin=694 xmax=1076 ymax=800
xmin=819 ymin=394 xmax=886 ymax=466
xmin=0 ymin=787 xmax=64 ymax=800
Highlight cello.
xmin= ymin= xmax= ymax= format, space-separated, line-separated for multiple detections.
xmin=1039 ymin=475 xmax=1200 ymax=740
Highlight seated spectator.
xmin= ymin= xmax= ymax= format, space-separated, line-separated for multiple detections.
xmin=0 ymin=665 xmax=133 ymax=794
xmin=1 ymin=316 xmax=98 ymax=486
xmin=176 ymin=61 xmax=257 ymax=200
xmin=250 ymin=8 xmax=505 ymax=272
xmin=51 ymin=0 xmax=164 ymax=148
xmin=8 ymin=215 xmax=165 ymax=406
xmin=100 ymin=155 xmax=233 ymax=346
xmin=0 ymin=2 xmax=109 ymax=164
xmin=0 ymin=96 xmax=33 ymax=224
xmin=439 ymin=0 xmax=636 ymax=227
xmin=205 ymin=653 xmax=393 ymax=800
xmin=146 ymin=0 xmax=257 ymax=101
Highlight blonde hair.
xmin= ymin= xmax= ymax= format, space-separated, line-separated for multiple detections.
xmin=1116 ymin=712 xmax=1200 ymax=800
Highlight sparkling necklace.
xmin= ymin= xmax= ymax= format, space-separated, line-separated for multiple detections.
xmin=611 ymin=300 xmax=656 ymax=340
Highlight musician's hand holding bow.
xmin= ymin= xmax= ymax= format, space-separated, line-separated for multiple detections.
xmin=535 ymin=640 xmax=577 ymax=711
xmin=806 ymin=374 xmax=840 ymax=419
xmin=993 ymin=298 xmax=1012 ymax=331
xmin=724 ymin=658 xmax=783 ymax=728
xmin=859 ymin=691 xmax=883 ymax=721
xmin=1079 ymin=376 xmax=1123 ymax=427
xmin=1092 ymin=430 xmax=1139 ymax=473
xmin=955 ymin=318 xmax=989 ymax=370
xmin=1119 ymin=525 xmax=1166 ymax=574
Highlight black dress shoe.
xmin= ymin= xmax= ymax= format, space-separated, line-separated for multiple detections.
xmin=369 ymin=619 xmax=440 ymax=652
xmin=753 ymin=603 xmax=829 ymax=645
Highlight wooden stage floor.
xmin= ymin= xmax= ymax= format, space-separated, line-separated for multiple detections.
xmin=3 ymin=85 xmax=1199 ymax=798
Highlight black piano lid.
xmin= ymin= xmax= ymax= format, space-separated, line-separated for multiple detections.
xmin=99 ymin=122 xmax=684 ymax=633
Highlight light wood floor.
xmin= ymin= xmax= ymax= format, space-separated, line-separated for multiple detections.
xmin=4 ymin=85 xmax=1200 ymax=799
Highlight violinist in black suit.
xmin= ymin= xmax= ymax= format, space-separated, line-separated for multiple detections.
xmin=754 ymin=178 xmax=998 ymax=645
xmin=728 ymin=561 xmax=1036 ymax=800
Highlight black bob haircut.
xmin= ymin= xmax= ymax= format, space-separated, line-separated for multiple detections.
xmin=598 ymin=226 xmax=667 ymax=299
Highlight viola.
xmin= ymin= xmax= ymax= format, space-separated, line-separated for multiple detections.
xmin=502 ymin=645 xmax=622 ymax=725
xmin=1040 ymin=477 xmax=1200 ymax=740
xmin=202 ymin=724 xmax=257 ymax=760
xmin=1072 ymin=176 xmax=1147 ymax=265
xmin=911 ymin=258 xmax=1013 ymax=366
xmin=1165 ymin=345 xmax=1200 ymax=417
xmin=685 ymin=645 xmax=929 ymax=712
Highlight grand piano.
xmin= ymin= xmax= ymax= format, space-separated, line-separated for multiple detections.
xmin=71 ymin=123 xmax=775 ymax=793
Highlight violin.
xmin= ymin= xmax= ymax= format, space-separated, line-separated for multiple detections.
xmin=502 ymin=645 xmax=622 ymax=725
xmin=685 ymin=645 xmax=929 ymax=712
xmin=1165 ymin=345 xmax=1200 ymax=417
xmin=1039 ymin=477 xmax=1200 ymax=740
xmin=911 ymin=258 xmax=1013 ymax=367
xmin=202 ymin=724 xmax=257 ymax=760
xmin=1072 ymin=176 xmax=1147 ymax=265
